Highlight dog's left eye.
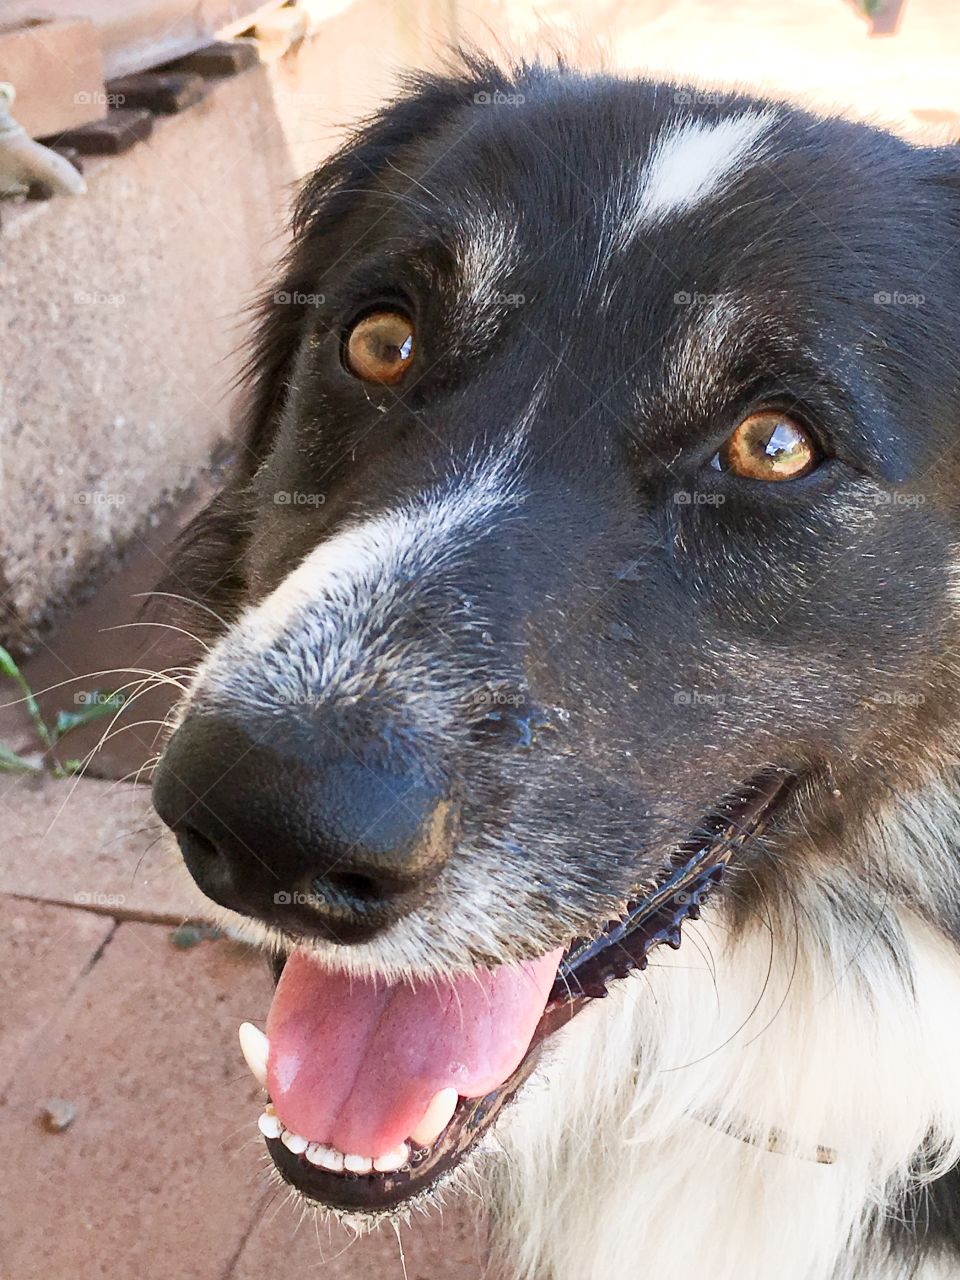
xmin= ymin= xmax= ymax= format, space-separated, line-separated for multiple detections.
xmin=712 ymin=411 xmax=820 ymax=482
xmin=344 ymin=310 xmax=415 ymax=385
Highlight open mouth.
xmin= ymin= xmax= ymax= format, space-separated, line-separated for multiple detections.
xmin=243 ymin=770 xmax=793 ymax=1215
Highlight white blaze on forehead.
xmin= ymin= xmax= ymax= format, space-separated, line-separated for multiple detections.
xmin=621 ymin=109 xmax=777 ymax=240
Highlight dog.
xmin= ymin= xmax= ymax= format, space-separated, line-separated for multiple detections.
xmin=151 ymin=54 xmax=960 ymax=1280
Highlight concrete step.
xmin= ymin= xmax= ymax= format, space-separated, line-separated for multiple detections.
xmin=0 ymin=2 xmax=455 ymax=657
xmin=0 ymin=474 xmax=216 ymax=782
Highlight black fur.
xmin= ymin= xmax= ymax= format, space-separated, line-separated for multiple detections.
xmin=881 ymin=1163 xmax=960 ymax=1273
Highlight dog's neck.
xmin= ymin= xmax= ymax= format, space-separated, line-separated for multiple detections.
xmin=491 ymin=870 xmax=960 ymax=1280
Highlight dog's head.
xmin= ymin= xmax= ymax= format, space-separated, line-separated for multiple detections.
xmin=152 ymin=58 xmax=960 ymax=1216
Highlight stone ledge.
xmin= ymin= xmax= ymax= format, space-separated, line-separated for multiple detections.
xmin=0 ymin=18 xmax=106 ymax=139
xmin=0 ymin=1 xmax=458 ymax=653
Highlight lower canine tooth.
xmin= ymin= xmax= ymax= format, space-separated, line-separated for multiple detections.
xmin=374 ymin=1143 xmax=410 ymax=1173
xmin=343 ymin=1153 xmax=373 ymax=1174
xmin=306 ymin=1143 xmax=344 ymax=1172
xmin=238 ymin=1023 xmax=269 ymax=1087
xmin=409 ymin=1087 xmax=459 ymax=1146
xmin=257 ymin=1111 xmax=281 ymax=1139
xmin=281 ymin=1129 xmax=309 ymax=1154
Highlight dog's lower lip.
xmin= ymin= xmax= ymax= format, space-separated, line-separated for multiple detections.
xmin=262 ymin=1079 xmax=530 ymax=1214
xmin=260 ymin=769 xmax=794 ymax=1213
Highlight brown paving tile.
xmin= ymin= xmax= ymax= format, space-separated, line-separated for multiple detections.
xmin=0 ymin=913 xmax=487 ymax=1280
xmin=229 ymin=1189 xmax=487 ymax=1280
xmin=0 ymin=922 xmax=275 ymax=1280
xmin=0 ymin=773 xmax=211 ymax=923
xmin=0 ymin=897 xmax=114 ymax=1092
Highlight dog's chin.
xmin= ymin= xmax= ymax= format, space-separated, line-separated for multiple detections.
xmin=251 ymin=770 xmax=794 ymax=1220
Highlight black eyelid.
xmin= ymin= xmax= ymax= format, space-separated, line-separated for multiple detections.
xmin=341 ymin=294 xmax=416 ymax=335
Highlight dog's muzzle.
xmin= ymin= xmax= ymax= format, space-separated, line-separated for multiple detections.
xmin=154 ymin=698 xmax=793 ymax=1216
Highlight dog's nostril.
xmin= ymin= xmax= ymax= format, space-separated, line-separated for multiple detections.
xmin=329 ymin=872 xmax=381 ymax=902
xmin=311 ymin=871 xmax=384 ymax=916
xmin=169 ymin=820 xmax=240 ymax=914
xmin=178 ymin=824 xmax=220 ymax=862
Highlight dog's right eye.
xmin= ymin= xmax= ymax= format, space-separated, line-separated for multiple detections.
xmin=712 ymin=411 xmax=820 ymax=482
xmin=343 ymin=310 xmax=415 ymax=385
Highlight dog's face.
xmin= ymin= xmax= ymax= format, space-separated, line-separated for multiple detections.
xmin=153 ymin=62 xmax=960 ymax=1216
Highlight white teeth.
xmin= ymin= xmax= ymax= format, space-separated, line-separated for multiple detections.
xmin=256 ymin=1112 xmax=374 ymax=1174
xmin=280 ymin=1129 xmax=309 ymax=1154
xmin=238 ymin=1022 xmax=269 ymax=1087
xmin=257 ymin=1106 xmax=414 ymax=1175
xmin=306 ymin=1142 xmax=345 ymax=1172
xmin=409 ymin=1087 xmax=459 ymax=1147
xmin=257 ymin=1110 xmax=281 ymax=1139
xmin=373 ymin=1143 xmax=410 ymax=1173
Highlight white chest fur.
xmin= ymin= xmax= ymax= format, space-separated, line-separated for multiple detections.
xmin=493 ymin=905 xmax=960 ymax=1280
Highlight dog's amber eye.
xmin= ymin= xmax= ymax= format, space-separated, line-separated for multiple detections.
xmin=716 ymin=411 xmax=819 ymax=482
xmin=344 ymin=311 xmax=415 ymax=385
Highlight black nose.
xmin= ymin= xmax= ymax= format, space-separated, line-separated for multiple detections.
xmin=152 ymin=714 xmax=456 ymax=943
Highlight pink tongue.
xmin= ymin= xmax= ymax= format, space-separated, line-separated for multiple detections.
xmin=266 ymin=946 xmax=563 ymax=1157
